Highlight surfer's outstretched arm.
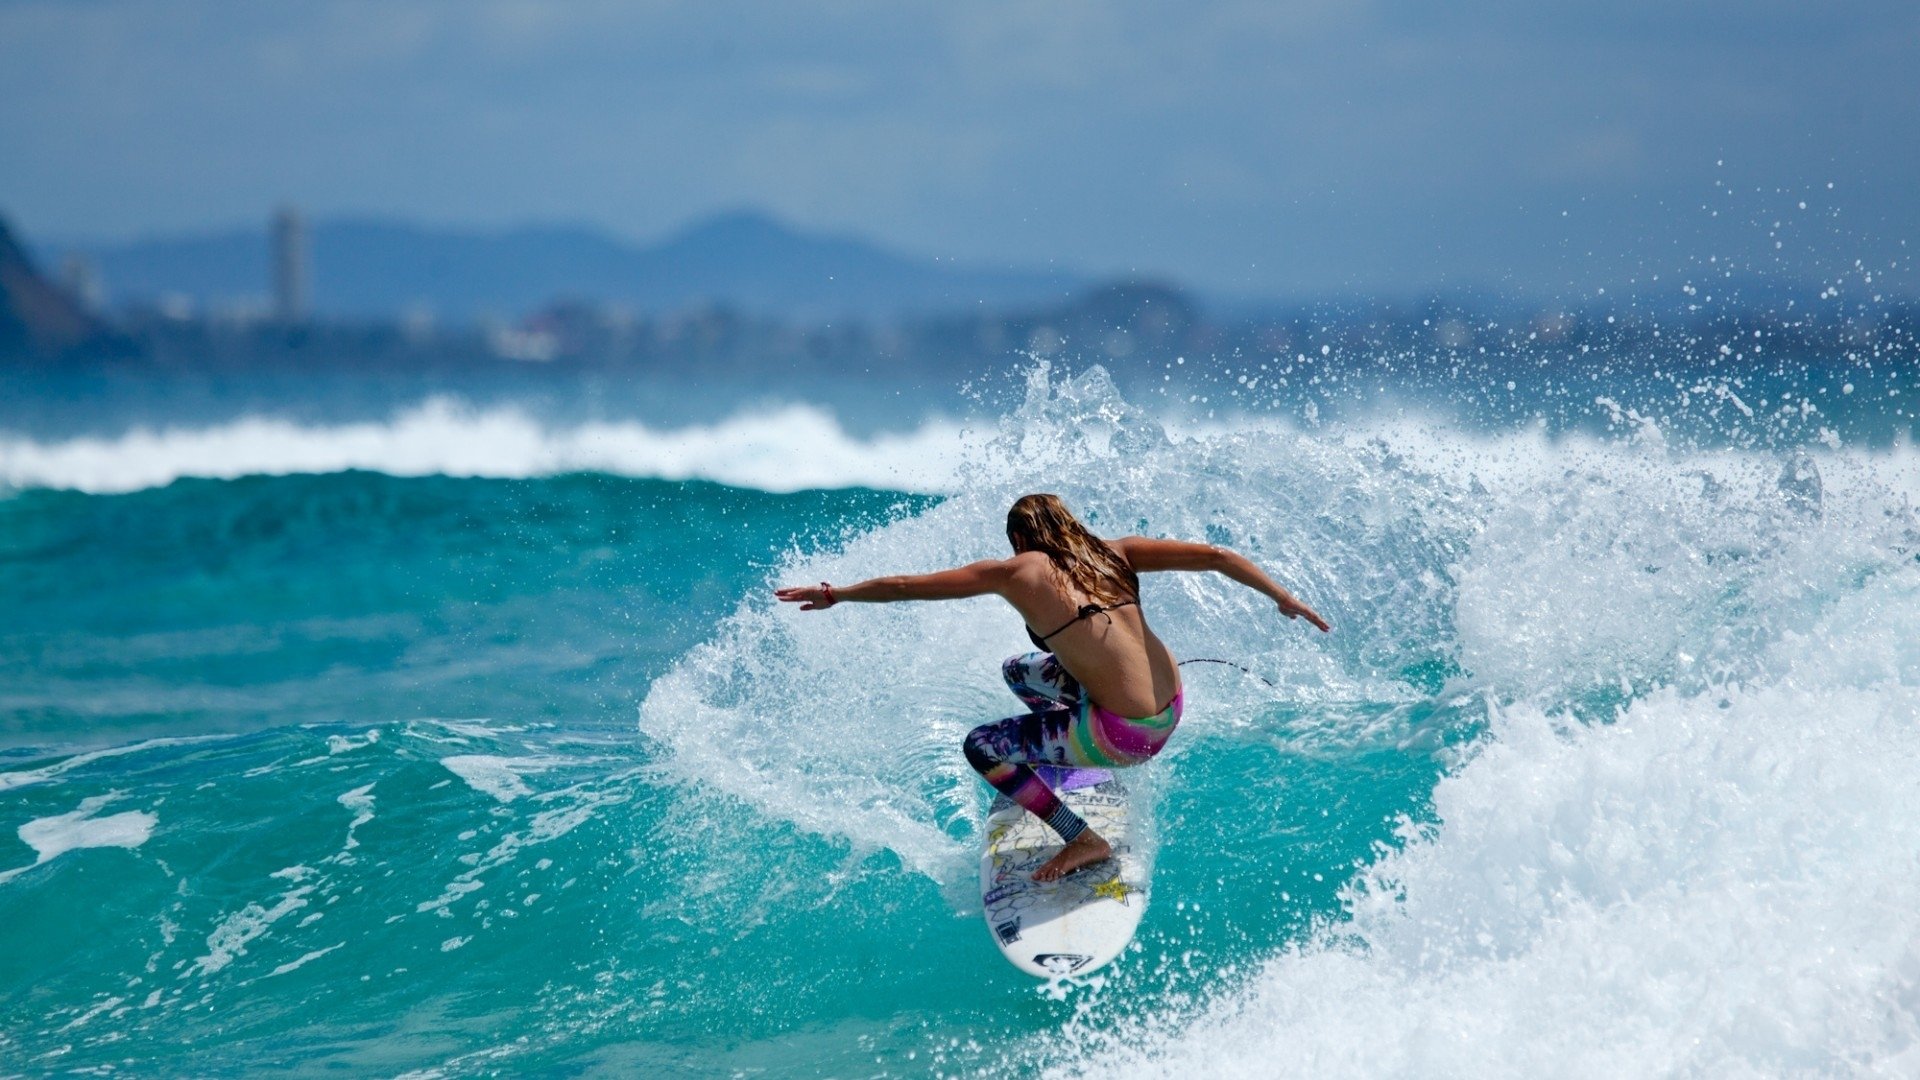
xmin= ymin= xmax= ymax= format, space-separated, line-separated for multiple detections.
xmin=1113 ymin=537 xmax=1330 ymax=632
xmin=776 ymin=559 xmax=1011 ymax=610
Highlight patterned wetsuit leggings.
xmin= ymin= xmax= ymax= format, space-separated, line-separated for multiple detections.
xmin=962 ymin=652 xmax=1183 ymax=843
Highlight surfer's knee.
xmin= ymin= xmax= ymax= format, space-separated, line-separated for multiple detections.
xmin=962 ymin=724 xmax=999 ymax=776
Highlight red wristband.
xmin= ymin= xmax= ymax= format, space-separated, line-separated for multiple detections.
xmin=820 ymin=582 xmax=837 ymax=607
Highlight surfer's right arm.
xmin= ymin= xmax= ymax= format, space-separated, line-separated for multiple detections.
xmin=776 ymin=559 xmax=1014 ymax=610
xmin=1113 ymin=537 xmax=1330 ymax=632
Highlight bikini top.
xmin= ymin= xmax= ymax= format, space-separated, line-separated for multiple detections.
xmin=1025 ymin=599 xmax=1139 ymax=651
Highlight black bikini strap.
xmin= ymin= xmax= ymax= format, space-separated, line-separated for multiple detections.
xmin=1033 ymin=599 xmax=1138 ymax=644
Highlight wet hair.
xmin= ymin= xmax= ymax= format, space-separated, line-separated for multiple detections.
xmin=1005 ymin=493 xmax=1138 ymax=607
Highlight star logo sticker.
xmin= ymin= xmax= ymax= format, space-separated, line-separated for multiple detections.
xmin=1092 ymin=877 xmax=1130 ymax=904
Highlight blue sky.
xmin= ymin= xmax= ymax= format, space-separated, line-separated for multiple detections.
xmin=3 ymin=1 xmax=1916 ymax=298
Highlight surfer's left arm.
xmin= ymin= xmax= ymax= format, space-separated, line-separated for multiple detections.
xmin=1115 ymin=536 xmax=1330 ymax=632
xmin=776 ymin=560 xmax=1011 ymax=610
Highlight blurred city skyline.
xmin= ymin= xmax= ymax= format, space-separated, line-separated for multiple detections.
xmin=4 ymin=1 xmax=1917 ymax=301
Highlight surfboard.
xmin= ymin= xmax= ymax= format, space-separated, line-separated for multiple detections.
xmin=979 ymin=766 xmax=1149 ymax=978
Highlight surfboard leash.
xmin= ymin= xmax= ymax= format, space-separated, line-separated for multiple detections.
xmin=1177 ymin=657 xmax=1278 ymax=688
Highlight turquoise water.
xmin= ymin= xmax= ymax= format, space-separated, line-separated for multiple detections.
xmin=1 ymin=473 xmax=929 ymax=745
xmin=4 ymin=366 xmax=1919 ymax=1075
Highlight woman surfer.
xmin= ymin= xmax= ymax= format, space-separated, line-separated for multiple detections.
xmin=777 ymin=493 xmax=1329 ymax=881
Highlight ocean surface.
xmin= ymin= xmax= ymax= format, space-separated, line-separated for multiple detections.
xmin=2 ymin=356 xmax=1918 ymax=1077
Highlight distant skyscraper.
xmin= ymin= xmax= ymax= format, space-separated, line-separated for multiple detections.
xmin=59 ymin=253 xmax=103 ymax=312
xmin=272 ymin=205 xmax=309 ymax=323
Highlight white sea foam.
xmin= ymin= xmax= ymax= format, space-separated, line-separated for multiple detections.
xmin=337 ymin=784 xmax=376 ymax=851
xmin=267 ymin=942 xmax=344 ymax=978
xmin=1062 ymin=654 xmax=1920 ymax=1075
xmin=188 ymin=885 xmax=314 ymax=977
xmin=0 ymin=397 xmax=976 ymax=495
xmin=326 ymin=729 xmax=382 ymax=755
xmin=0 ymin=794 xmax=157 ymax=884
xmin=59 ymin=994 xmax=126 ymax=1032
xmin=440 ymin=755 xmax=561 ymax=803
xmin=415 ymin=771 xmax=632 ymax=917
xmin=0 ymin=735 xmax=234 ymax=792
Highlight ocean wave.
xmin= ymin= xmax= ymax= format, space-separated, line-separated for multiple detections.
xmin=0 ymin=398 xmax=975 ymax=495
xmin=1014 ymin=384 xmax=1920 ymax=1077
xmin=1064 ymin=633 xmax=1920 ymax=1076
xmin=8 ymin=359 xmax=1919 ymax=1071
xmin=627 ymin=365 xmax=1920 ymax=1072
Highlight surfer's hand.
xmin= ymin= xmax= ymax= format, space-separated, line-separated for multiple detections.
xmin=1277 ymin=592 xmax=1331 ymax=632
xmin=775 ymin=585 xmax=833 ymax=611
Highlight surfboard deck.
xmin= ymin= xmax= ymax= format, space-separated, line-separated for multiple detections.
xmin=979 ymin=766 xmax=1149 ymax=978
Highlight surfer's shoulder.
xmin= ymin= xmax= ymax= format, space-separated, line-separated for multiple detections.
xmin=1000 ymin=550 xmax=1053 ymax=587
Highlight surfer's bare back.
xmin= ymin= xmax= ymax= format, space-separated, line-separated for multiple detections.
xmin=778 ymin=493 xmax=1328 ymax=881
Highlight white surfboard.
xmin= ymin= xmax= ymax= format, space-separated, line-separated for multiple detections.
xmin=979 ymin=766 xmax=1150 ymax=978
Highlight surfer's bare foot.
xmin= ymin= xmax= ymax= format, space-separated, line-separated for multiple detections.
xmin=1034 ymin=831 xmax=1111 ymax=882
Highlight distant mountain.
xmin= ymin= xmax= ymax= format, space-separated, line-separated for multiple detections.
xmin=0 ymin=217 xmax=121 ymax=360
xmin=44 ymin=211 xmax=1087 ymax=321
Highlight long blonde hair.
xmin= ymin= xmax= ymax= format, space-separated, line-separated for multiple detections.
xmin=1005 ymin=494 xmax=1138 ymax=607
